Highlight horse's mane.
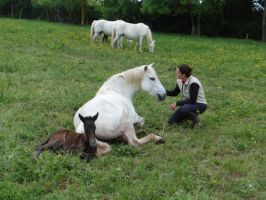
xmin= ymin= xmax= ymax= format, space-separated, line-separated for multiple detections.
xmin=97 ymin=67 xmax=144 ymax=94
xmin=119 ymin=66 xmax=144 ymax=84
xmin=145 ymin=28 xmax=153 ymax=43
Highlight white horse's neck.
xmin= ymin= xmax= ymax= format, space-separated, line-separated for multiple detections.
xmin=97 ymin=67 xmax=143 ymax=99
xmin=146 ymin=28 xmax=152 ymax=46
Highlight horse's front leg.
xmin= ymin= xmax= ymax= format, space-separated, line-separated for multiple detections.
xmin=122 ymin=123 xmax=164 ymax=146
xmin=98 ymin=33 xmax=102 ymax=45
xmin=133 ymin=115 xmax=145 ymax=129
xmin=119 ymin=37 xmax=123 ymax=48
xmin=139 ymin=37 xmax=143 ymax=52
xmin=111 ymin=34 xmax=120 ymax=48
xmin=134 ymin=41 xmax=138 ymax=51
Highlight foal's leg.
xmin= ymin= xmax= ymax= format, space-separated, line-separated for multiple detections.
xmin=33 ymin=140 xmax=62 ymax=159
xmin=80 ymin=152 xmax=94 ymax=162
xmin=122 ymin=124 xmax=164 ymax=146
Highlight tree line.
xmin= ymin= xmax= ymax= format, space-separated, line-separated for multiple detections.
xmin=0 ymin=0 xmax=265 ymax=42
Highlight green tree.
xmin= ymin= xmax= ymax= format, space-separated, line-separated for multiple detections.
xmin=141 ymin=0 xmax=208 ymax=35
xmin=31 ymin=0 xmax=54 ymax=21
xmin=101 ymin=0 xmax=141 ymax=22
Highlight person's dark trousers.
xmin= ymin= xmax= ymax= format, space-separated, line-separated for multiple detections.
xmin=168 ymin=103 xmax=207 ymax=124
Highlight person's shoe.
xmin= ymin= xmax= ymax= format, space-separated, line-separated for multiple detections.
xmin=168 ymin=119 xmax=174 ymax=125
xmin=189 ymin=112 xmax=199 ymax=129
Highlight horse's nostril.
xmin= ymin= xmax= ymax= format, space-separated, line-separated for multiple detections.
xmin=157 ymin=93 xmax=166 ymax=101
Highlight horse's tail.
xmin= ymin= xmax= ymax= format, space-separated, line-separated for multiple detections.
xmin=90 ymin=20 xmax=96 ymax=43
xmin=111 ymin=23 xmax=117 ymax=48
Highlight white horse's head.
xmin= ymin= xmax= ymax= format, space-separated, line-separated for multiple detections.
xmin=140 ymin=63 xmax=166 ymax=101
xmin=148 ymin=40 xmax=155 ymax=53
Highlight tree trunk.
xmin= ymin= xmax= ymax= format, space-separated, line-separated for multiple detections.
xmin=262 ymin=8 xmax=266 ymax=42
xmin=11 ymin=4 xmax=14 ymax=18
xmin=190 ymin=12 xmax=196 ymax=35
xmin=69 ymin=13 xmax=73 ymax=24
xmin=46 ymin=9 xmax=49 ymax=22
xmin=57 ymin=9 xmax=61 ymax=23
xmin=80 ymin=6 xmax=85 ymax=25
xmin=197 ymin=14 xmax=201 ymax=36
xmin=19 ymin=8 xmax=23 ymax=19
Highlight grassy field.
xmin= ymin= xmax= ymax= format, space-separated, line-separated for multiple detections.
xmin=0 ymin=18 xmax=265 ymax=200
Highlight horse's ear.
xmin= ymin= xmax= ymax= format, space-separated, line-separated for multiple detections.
xmin=149 ymin=63 xmax=155 ymax=67
xmin=79 ymin=114 xmax=85 ymax=122
xmin=144 ymin=65 xmax=148 ymax=71
xmin=92 ymin=112 xmax=99 ymax=121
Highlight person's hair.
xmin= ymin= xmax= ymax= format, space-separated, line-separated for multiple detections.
xmin=178 ymin=64 xmax=192 ymax=77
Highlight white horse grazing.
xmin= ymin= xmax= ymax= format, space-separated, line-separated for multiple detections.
xmin=111 ymin=21 xmax=155 ymax=53
xmin=90 ymin=19 xmax=124 ymax=46
xmin=74 ymin=64 xmax=166 ymax=155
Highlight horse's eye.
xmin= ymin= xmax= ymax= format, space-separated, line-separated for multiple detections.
xmin=149 ymin=77 xmax=155 ymax=81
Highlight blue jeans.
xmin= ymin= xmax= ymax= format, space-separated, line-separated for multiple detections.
xmin=169 ymin=103 xmax=207 ymax=124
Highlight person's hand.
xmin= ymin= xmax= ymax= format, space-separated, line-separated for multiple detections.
xmin=169 ymin=103 xmax=177 ymax=111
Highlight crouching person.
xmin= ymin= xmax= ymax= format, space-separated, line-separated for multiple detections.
xmin=167 ymin=64 xmax=207 ymax=128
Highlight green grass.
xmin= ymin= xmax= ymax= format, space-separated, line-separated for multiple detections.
xmin=0 ymin=18 xmax=265 ymax=200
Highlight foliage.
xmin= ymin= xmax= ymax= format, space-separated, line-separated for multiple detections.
xmin=0 ymin=19 xmax=266 ymax=199
xmin=101 ymin=0 xmax=142 ymax=22
xmin=0 ymin=0 xmax=264 ymax=40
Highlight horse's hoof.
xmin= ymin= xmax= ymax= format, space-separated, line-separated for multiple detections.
xmin=155 ymin=138 xmax=165 ymax=145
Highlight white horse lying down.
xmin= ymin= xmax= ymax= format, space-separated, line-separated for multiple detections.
xmin=74 ymin=63 xmax=166 ymax=155
xmin=111 ymin=21 xmax=155 ymax=53
xmin=91 ymin=19 xmax=129 ymax=46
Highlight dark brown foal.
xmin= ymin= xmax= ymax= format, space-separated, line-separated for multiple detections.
xmin=33 ymin=113 xmax=99 ymax=162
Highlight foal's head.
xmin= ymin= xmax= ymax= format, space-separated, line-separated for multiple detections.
xmin=79 ymin=113 xmax=99 ymax=146
xmin=79 ymin=113 xmax=99 ymax=162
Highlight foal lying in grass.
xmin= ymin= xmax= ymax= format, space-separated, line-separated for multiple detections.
xmin=33 ymin=113 xmax=99 ymax=162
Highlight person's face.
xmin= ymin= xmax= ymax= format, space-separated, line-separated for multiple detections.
xmin=176 ymin=69 xmax=185 ymax=80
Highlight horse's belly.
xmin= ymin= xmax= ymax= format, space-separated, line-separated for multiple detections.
xmin=74 ymin=94 xmax=132 ymax=140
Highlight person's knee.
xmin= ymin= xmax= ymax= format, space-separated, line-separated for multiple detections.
xmin=178 ymin=105 xmax=191 ymax=115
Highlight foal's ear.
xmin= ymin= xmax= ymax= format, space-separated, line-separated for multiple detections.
xmin=92 ymin=112 xmax=99 ymax=121
xmin=79 ymin=114 xmax=85 ymax=122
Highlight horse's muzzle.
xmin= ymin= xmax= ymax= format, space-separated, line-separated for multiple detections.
xmin=157 ymin=93 xmax=166 ymax=101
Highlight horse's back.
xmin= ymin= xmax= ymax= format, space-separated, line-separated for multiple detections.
xmin=115 ymin=21 xmax=148 ymax=39
xmin=94 ymin=19 xmax=117 ymax=35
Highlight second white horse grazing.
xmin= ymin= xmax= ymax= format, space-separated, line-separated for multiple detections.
xmin=111 ymin=21 xmax=155 ymax=53
xmin=74 ymin=64 xmax=166 ymax=155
